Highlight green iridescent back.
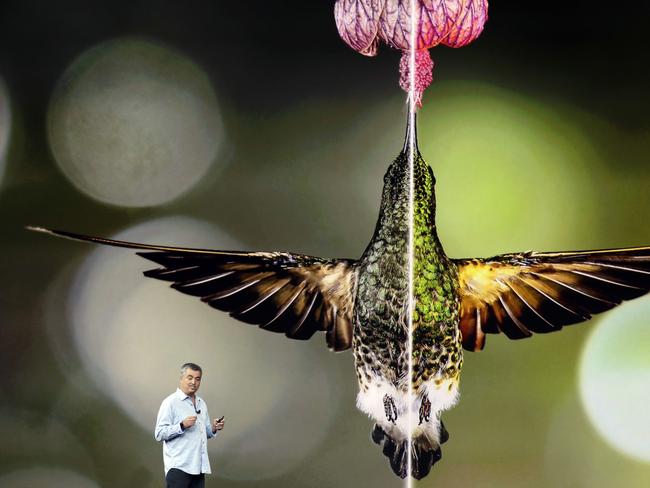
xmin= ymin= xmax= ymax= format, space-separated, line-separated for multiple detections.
xmin=353 ymin=147 xmax=462 ymax=393
xmin=411 ymin=152 xmax=462 ymax=388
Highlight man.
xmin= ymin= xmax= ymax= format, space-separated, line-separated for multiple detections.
xmin=155 ymin=362 xmax=225 ymax=488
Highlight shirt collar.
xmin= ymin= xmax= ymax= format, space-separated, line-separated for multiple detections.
xmin=175 ymin=388 xmax=201 ymax=405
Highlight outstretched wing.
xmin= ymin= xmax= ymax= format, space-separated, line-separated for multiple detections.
xmin=454 ymin=246 xmax=650 ymax=351
xmin=29 ymin=226 xmax=357 ymax=351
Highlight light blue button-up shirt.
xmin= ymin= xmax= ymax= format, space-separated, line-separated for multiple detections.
xmin=154 ymin=388 xmax=218 ymax=475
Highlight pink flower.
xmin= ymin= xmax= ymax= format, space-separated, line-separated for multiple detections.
xmin=334 ymin=0 xmax=489 ymax=106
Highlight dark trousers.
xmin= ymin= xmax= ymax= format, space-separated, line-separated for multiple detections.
xmin=165 ymin=468 xmax=205 ymax=488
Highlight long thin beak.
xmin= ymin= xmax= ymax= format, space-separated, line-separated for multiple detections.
xmin=402 ymin=110 xmax=419 ymax=154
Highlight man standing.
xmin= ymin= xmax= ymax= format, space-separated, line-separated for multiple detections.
xmin=155 ymin=363 xmax=225 ymax=488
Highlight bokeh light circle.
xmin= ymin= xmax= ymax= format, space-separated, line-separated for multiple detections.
xmin=545 ymin=392 xmax=650 ymax=487
xmin=579 ymin=295 xmax=650 ymax=462
xmin=48 ymin=38 xmax=224 ymax=207
xmin=0 ymin=468 xmax=99 ymax=488
xmin=417 ymin=81 xmax=603 ymax=257
xmin=68 ymin=216 xmax=340 ymax=480
xmin=0 ymin=77 xmax=11 ymax=185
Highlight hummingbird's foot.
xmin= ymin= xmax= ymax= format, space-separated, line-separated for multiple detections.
xmin=419 ymin=395 xmax=432 ymax=425
xmin=383 ymin=394 xmax=398 ymax=424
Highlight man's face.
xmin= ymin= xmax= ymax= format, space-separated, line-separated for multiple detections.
xmin=179 ymin=368 xmax=202 ymax=396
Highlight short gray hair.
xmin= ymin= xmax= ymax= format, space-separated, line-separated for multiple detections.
xmin=180 ymin=362 xmax=202 ymax=376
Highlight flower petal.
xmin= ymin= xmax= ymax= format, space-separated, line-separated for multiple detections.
xmin=443 ymin=0 xmax=489 ymax=48
xmin=417 ymin=0 xmax=460 ymax=49
xmin=334 ymin=0 xmax=386 ymax=56
xmin=377 ymin=0 xmax=410 ymax=50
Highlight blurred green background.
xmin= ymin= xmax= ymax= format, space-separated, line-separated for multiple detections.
xmin=1 ymin=1 xmax=649 ymax=487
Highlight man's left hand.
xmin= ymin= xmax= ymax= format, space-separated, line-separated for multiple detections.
xmin=212 ymin=418 xmax=225 ymax=433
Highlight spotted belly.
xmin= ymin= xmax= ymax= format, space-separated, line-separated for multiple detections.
xmin=353 ymin=324 xmax=462 ymax=438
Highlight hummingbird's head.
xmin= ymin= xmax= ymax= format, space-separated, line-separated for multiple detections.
xmin=380 ymin=147 xmax=437 ymax=219
xmin=376 ymin=113 xmax=438 ymax=225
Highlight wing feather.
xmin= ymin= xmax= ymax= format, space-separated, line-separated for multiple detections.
xmin=28 ymin=226 xmax=357 ymax=351
xmin=455 ymin=246 xmax=650 ymax=351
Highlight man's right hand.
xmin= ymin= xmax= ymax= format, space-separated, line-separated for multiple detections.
xmin=182 ymin=416 xmax=197 ymax=429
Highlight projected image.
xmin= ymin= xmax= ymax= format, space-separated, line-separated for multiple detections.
xmin=3 ymin=2 xmax=650 ymax=488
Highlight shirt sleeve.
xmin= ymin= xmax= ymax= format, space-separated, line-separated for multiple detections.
xmin=204 ymin=405 xmax=218 ymax=439
xmin=154 ymin=398 xmax=184 ymax=442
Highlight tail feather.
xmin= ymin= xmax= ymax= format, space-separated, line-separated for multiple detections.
xmin=371 ymin=422 xmax=448 ymax=480
xmin=439 ymin=420 xmax=449 ymax=444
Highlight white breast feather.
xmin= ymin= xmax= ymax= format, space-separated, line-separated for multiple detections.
xmin=356 ymin=375 xmax=459 ymax=440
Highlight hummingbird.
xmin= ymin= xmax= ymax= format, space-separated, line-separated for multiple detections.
xmin=29 ymin=114 xmax=650 ymax=480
